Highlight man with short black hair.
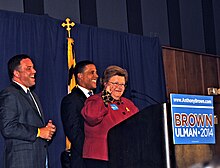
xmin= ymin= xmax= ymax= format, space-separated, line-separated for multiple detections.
xmin=61 ymin=60 xmax=98 ymax=168
xmin=0 ymin=54 xmax=56 ymax=168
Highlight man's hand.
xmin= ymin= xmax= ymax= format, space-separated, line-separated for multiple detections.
xmin=39 ymin=120 xmax=56 ymax=140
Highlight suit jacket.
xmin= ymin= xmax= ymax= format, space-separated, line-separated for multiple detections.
xmin=0 ymin=82 xmax=48 ymax=168
xmin=61 ymin=87 xmax=87 ymax=168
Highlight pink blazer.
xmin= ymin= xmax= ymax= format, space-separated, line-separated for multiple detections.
xmin=81 ymin=93 xmax=139 ymax=161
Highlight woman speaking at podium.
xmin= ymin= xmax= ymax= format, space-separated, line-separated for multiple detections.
xmin=81 ymin=65 xmax=139 ymax=168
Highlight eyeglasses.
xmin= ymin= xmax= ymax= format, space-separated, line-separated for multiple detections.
xmin=108 ymin=82 xmax=126 ymax=87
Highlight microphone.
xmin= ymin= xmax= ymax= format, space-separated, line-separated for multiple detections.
xmin=131 ymin=95 xmax=153 ymax=104
xmin=131 ymin=89 xmax=160 ymax=104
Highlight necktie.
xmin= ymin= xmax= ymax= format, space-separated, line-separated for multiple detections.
xmin=88 ymin=91 xmax=93 ymax=96
xmin=27 ymin=90 xmax=33 ymax=101
xmin=27 ymin=90 xmax=41 ymax=116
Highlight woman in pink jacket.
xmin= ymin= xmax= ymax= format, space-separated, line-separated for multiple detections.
xmin=81 ymin=65 xmax=139 ymax=168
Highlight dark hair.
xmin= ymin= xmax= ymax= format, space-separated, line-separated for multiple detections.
xmin=8 ymin=54 xmax=31 ymax=81
xmin=74 ymin=60 xmax=95 ymax=83
xmin=100 ymin=65 xmax=128 ymax=87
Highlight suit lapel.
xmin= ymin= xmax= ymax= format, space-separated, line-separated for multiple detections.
xmin=74 ymin=87 xmax=87 ymax=102
xmin=11 ymin=82 xmax=45 ymax=124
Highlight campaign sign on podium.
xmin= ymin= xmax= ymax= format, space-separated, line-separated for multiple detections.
xmin=170 ymin=94 xmax=215 ymax=144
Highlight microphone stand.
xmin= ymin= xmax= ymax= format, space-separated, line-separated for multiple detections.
xmin=131 ymin=89 xmax=171 ymax=168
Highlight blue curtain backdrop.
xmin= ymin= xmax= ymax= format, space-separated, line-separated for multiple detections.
xmin=0 ymin=10 xmax=166 ymax=168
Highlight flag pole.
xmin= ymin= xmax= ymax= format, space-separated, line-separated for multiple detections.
xmin=62 ymin=18 xmax=76 ymax=150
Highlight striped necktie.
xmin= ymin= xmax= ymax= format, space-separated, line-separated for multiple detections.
xmin=27 ymin=90 xmax=41 ymax=116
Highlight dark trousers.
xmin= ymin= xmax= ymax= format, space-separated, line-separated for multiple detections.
xmin=84 ymin=159 xmax=109 ymax=168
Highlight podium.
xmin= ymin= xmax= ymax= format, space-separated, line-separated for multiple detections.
xmin=108 ymin=104 xmax=166 ymax=168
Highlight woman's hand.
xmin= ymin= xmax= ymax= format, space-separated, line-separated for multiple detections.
xmin=101 ymin=90 xmax=114 ymax=107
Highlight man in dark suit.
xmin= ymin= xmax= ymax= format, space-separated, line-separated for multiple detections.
xmin=0 ymin=54 xmax=56 ymax=168
xmin=61 ymin=60 xmax=98 ymax=168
